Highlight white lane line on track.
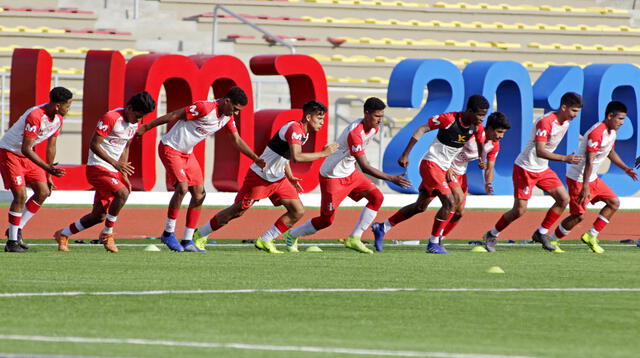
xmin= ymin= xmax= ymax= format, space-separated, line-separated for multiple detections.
xmin=1 ymin=287 xmax=639 ymax=298
xmin=0 ymin=334 xmax=540 ymax=358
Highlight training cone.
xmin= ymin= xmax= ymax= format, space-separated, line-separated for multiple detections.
xmin=305 ymin=245 xmax=323 ymax=252
xmin=471 ymin=246 xmax=488 ymax=253
xmin=144 ymin=244 xmax=161 ymax=252
xmin=486 ymin=266 xmax=505 ymax=274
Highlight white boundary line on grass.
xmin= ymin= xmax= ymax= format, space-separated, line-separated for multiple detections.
xmin=1 ymin=287 xmax=640 ymax=298
xmin=23 ymin=243 xmax=640 ymax=248
xmin=0 ymin=334 xmax=539 ymax=358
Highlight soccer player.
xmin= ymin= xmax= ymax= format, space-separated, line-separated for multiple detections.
xmin=439 ymin=112 xmax=511 ymax=244
xmin=371 ymin=95 xmax=490 ymax=254
xmin=193 ymin=100 xmax=338 ymax=254
xmin=0 ymin=87 xmax=72 ymax=252
xmin=137 ymin=86 xmax=264 ymax=252
xmin=550 ymin=101 xmax=637 ymax=253
xmin=53 ymin=92 xmax=156 ymax=252
xmin=482 ymin=92 xmax=583 ymax=252
xmin=282 ymin=97 xmax=411 ymax=254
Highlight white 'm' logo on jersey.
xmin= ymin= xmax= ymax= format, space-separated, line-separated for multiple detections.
xmin=189 ymin=105 xmax=199 ymax=117
xmin=351 ymin=144 xmax=362 ymax=152
xmin=431 ymin=115 xmax=441 ymax=127
xmin=97 ymin=121 xmax=109 ymax=132
xmin=291 ymin=133 xmax=303 ymax=140
xmin=535 ymin=129 xmax=548 ymax=137
xmin=25 ymin=124 xmax=37 ymax=133
xmin=587 ymin=139 xmax=598 ymax=148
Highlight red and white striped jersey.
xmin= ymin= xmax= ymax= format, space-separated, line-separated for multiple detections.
xmin=320 ymin=118 xmax=378 ymax=178
xmin=566 ymin=122 xmax=616 ymax=183
xmin=515 ymin=112 xmax=570 ymax=173
xmin=0 ymin=104 xmax=63 ymax=155
xmin=87 ymin=108 xmax=138 ymax=173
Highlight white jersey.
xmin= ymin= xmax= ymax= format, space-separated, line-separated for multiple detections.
xmin=515 ymin=112 xmax=570 ymax=173
xmin=566 ymin=122 xmax=616 ymax=183
xmin=320 ymin=118 xmax=378 ymax=178
xmin=251 ymin=121 xmax=308 ymax=182
xmin=161 ymin=99 xmax=237 ymax=154
xmin=0 ymin=104 xmax=63 ymax=155
xmin=450 ymin=132 xmax=500 ymax=175
xmin=87 ymin=108 xmax=138 ymax=172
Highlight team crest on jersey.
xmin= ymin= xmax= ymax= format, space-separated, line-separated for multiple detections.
xmin=111 ymin=178 xmax=119 ymax=185
xmin=587 ymin=139 xmax=599 ymax=148
xmin=536 ymin=129 xmax=548 ymax=137
xmin=524 ymin=186 xmax=530 ymax=195
xmin=180 ymin=169 xmax=186 ymax=177
xmin=14 ymin=176 xmax=23 ymax=186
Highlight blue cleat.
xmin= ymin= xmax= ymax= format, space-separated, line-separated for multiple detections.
xmin=426 ymin=241 xmax=448 ymax=254
xmin=181 ymin=240 xmax=206 ymax=253
xmin=371 ymin=222 xmax=385 ymax=252
xmin=160 ymin=231 xmax=184 ymax=252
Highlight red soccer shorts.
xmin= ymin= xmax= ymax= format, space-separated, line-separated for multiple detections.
xmin=158 ymin=142 xmax=204 ymax=190
xmin=0 ymin=148 xmax=47 ymax=190
xmin=235 ymin=169 xmax=299 ymax=209
xmin=86 ymin=165 xmax=127 ymax=210
xmin=419 ymin=160 xmax=451 ymax=196
xmin=319 ymin=170 xmax=377 ymax=215
xmin=447 ymin=172 xmax=468 ymax=206
xmin=512 ymin=164 xmax=563 ymax=200
xmin=567 ymin=177 xmax=617 ymax=215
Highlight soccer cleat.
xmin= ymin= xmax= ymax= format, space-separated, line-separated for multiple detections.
xmin=581 ymin=232 xmax=605 ymax=254
xmin=426 ymin=241 xmax=448 ymax=254
xmin=482 ymin=231 xmax=497 ymax=253
xmin=255 ymin=237 xmax=283 ymax=254
xmin=283 ymin=231 xmax=299 ymax=253
xmin=4 ymin=240 xmax=26 ymax=253
xmin=192 ymin=228 xmax=208 ymax=251
xmin=5 ymin=228 xmax=28 ymax=250
xmin=160 ymin=231 xmax=184 ymax=252
xmin=344 ymin=236 xmax=373 ymax=254
xmin=181 ymin=239 xmax=206 ymax=253
xmin=53 ymin=229 xmax=69 ymax=252
xmin=371 ymin=222 xmax=385 ymax=252
xmin=100 ymin=233 xmax=119 ymax=253
xmin=550 ymin=240 xmax=565 ymax=253
xmin=531 ymin=230 xmax=557 ymax=252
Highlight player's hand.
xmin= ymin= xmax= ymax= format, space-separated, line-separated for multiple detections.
xmin=564 ymin=153 xmax=582 ymax=164
xmin=485 ymin=182 xmax=494 ymax=195
xmin=397 ymin=154 xmax=409 ymax=168
xmin=635 ymin=156 xmax=640 ymax=169
xmin=391 ymin=173 xmax=411 ymax=189
xmin=624 ymin=167 xmax=638 ymax=181
xmin=136 ymin=123 xmax=148 ymax=136
xmin=322 ymin=143 xmax=339 ymax=156
xmin=254 ymin=157 xmax=266 ymax=170
xmin=47 ymin=163 xmax=66 ymax=177
xmin=47 ymin=175 xmax=56 ymax=195
xmin=578 ymin=187 xmax=590 ymax=207
xmin=445 ymin=168 xmax=454 ymax=182
xmin=478 ymin=159 xmax=487 ymax=170
xmin=287 ymin=175 xmax=304 ymax=193
xmin=114 ymin=161 xmax=135 ymax=176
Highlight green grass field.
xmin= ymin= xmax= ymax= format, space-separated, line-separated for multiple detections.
xmin=1 ymin=239 xmax=639 ymax=358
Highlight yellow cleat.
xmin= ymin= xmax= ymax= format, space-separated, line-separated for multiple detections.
xmin=581 ymin=232 xmax=604 ymax=254
xmin=344 ymin=236 xmax=373 ymax=254
xmin=550 ymin=240 xmax=565 ymax=253
xmin=283 ymin=230 xmax=299 ymax=252
xmin=193 ymin=228 xmax=208 ymax=251
xmin=255 ymin=237 xmax=283 ymax=254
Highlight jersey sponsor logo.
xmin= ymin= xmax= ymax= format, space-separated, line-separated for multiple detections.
xmin=189 ymin=105 xmax=199 ymax=117
xmin=195 ymin=126 xmax=210 ymax=136
xmin=25 ymin=124 xmax=37 ymax=133
xmin=351 ymin=144 xmax=363 ymax=152
xmin=587 ymin=139 xmax=599 ymax=149
xmin=97 ymin=121 xmax=109 ymax=132
xmin=457 ymin=134 xmax=467 ymax=142
xmin=291 ymin=132 xmax=303 ymax=141
xmin=535 ymin=129 xmax=548 ymax=137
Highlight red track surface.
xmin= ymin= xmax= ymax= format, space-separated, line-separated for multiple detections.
xmin=1 ymin=207 xmax=637 ymax=241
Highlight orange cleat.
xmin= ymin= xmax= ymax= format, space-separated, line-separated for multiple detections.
xmin=100 ymin=233 xmax=118 ymax=253
xmin=53 ymin=230 xmax=69 ymax=252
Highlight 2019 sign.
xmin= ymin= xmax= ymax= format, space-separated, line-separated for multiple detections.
xmin=8 ymin=49 xmax=640 ymax=195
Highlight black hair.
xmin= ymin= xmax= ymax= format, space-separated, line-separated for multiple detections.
xmin=466 ymin=94 xmax=489 ymax=113
xmin=605 ymin=101 xmax=627 ymax=117
xmin=224 ymin=86 xmax=248 ymax=106
xmin=302 ymin=100 xmax=327 ymax=115
xmin=486 ymin=112 xmax=511 ymax=130
xmin=560 ymin=92 xmax=583 ymax=108
xmin=49 ymin=87 xmax=73 ymax=104
xmin=127 ymin=91 xmax=156 ymax=114
xmin=364 ymin=97 xmax=386 ymax=113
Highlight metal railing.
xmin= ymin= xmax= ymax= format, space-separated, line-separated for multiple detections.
xmin=211 ymin=4 xmax=295 ymax=55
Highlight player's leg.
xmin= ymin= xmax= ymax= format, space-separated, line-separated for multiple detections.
xmin=350 ymin=187 xmax=384 ymax=252
xmin=5 ymin=186 xmax=27 ymax=252
xmin=255 ymin=198 xmax=304 ymax=254
xmin=441 ymin=185 xmax=466 ymax=242
xmin=160 ymin=181 xmax=188 ymax=251
xmin=580 ymin=179 xmax=618 ymax=254
xmin=180 ymin=184 xmax=206 ymax=252
xmin=55 ymin=198 xmax=107 ymax=252
xmin=549 ymin=177 xmax=584 ymax=252
xmin=532 ymin=172 xmax=568 ymax=251
xmin=97 ymin=186 xmax=130 ymax=253
xmin=426 ymin=192 xmax=455 ymax=254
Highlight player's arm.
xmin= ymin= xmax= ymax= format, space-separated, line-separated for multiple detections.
xmin=119 ymin=140 xmax=133 ymax=190
xmin=289 ymin=142 xmax=338 ymax=163
xmin=21 ymin=136 xmax=65 ymax=177
xmin=226 ymin=130 xmax=266 ymax=169
xmin=608 ymin=149 xmax=638 ymax=181
xmin=90 ymin=133 xmax=134 ymax=176
xmin=284 ymin=162 xmax=303 ymax=192
xmin=484 ymin=160 xmax=495 ymax=194
xmin=534 ymin=140 xmax=581 ymax=164
xmin=355 ymin=152 xmax=411 ymax=188
xmin=577 ymin=151 xmax=596 ymax=206
xmin=397 ymin=124 xmax=432 ymax=168
xmin=137 ymin=108 xmax=185 ymax=136
xmin=476 ymin=132 xmax=486 ymax=170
